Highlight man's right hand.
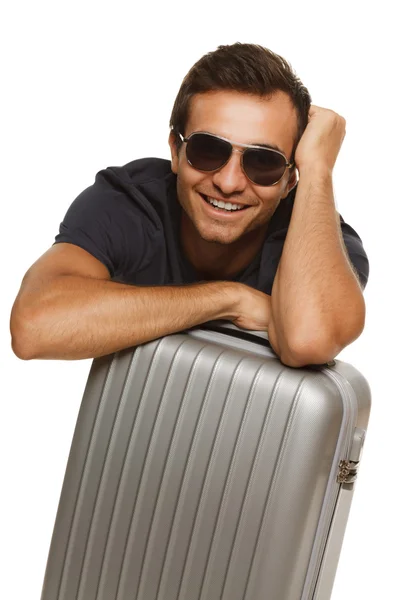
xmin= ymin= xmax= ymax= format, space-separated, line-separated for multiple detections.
xmin=228 ymin=283 xmax=285 ymax=361
xmin=230 ymin=284 xmax=272 ymax=332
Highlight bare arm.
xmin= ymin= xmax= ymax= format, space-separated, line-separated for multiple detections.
xmin=10 ymin=243 xmax=252 ymax=360
xmin=270 ymin=106 xmax=366 ymax=366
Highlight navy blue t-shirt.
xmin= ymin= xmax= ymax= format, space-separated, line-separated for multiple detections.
xmin=54 ymin=157 xmax=369 ymax=293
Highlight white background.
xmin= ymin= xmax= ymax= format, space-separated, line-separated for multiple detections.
xmin=2 ymin=1 xmax=399 ymax=598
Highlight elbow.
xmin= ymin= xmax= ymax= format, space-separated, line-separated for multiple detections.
xmin=11 ymin=333 xmax=37 ymax=361
xmin=269 ymin=320 xmax=339 ymax=368
xmin=279 ymin=338 xmax=340 ymax=368
xmin=280 ymin=318 xmax=366 ymax=369
xmin=11 ymin=339 xmax=36 ymax=361
xmin=10 ymin=304 xmax=41 ymax=360
xmin=272 ymin=294 xmax=366 ymax=368
xmin=282 ymin=294 xmax=366 ymax=368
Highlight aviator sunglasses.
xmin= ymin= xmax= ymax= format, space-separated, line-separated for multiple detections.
xmin=178 ymin=131 xmax=294 ymax=186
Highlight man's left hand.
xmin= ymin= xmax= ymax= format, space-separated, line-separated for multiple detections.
xmin=294 ymin=105 xmax=346 ymax=174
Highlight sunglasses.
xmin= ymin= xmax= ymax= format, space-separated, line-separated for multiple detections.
xmin=177 ymin=131 xmax=294 ymax=186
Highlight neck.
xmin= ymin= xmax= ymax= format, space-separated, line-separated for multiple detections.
xmin=180 ymin=212 xmax=267 ymax=280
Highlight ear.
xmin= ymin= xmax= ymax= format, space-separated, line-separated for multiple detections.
xmin=168 ymin=131 xmax=180 ymax=174
xmin=281 ymin=168 xmax=298 ymax=199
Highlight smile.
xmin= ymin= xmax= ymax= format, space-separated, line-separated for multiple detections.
xmin=200 ymin=194 xmax=248 ymax=212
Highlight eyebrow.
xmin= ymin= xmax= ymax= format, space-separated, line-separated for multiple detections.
xmin=249 ymin=141 xmax=285 ymax=154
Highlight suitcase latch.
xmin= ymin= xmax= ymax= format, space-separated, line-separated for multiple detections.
xmin=337 ymin=459 xmax=359 ymax=484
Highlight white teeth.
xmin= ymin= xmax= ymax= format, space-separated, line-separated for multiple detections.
xmin=206 ymin=197 xmax=244 ymax=211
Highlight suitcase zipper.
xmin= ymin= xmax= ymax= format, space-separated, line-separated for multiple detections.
xmin=336 ymin=425 xmax=366 ymax=483
xmin=337 ymin=458 xmax=359 ymax=484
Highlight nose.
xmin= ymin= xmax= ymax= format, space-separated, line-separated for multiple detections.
xmin=211 ymin=148 xmax=247 ymax=195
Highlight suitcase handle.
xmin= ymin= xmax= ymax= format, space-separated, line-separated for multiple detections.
xmin=199 ymin=321 xmax=336 ymax=367
xmin=200 ymin=320 xmax=271 ymax=348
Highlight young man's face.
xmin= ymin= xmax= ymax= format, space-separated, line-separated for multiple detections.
xmin=169 ymin=90 xmax=299 ymax=246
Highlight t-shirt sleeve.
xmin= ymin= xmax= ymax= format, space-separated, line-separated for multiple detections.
xmin=54 ymin=181 xmax=147 ymax=279
xmin=339 ymin=215 xmax=369 ymax=290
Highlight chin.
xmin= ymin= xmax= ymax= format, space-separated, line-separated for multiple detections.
xmin=197 ymin=226 xmax=241 ymax=246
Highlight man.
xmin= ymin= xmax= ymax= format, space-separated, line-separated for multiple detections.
xmin=10 ymin=43 xmax=369 ymax=367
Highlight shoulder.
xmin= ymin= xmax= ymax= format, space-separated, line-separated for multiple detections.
xmin=95 ymin=157 xmax=174 ymax=191
xmin=55 ymin=158 xmax=176 ymax=278
xmin=91 ymin=157 xmax=177 ymax=226
xmin=64 ymin=157 xmax=177 ymax=230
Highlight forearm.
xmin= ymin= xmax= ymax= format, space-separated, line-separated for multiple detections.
xmin=270 ymin=167 xmax=365 ymax=363
xmin=11 ymin=276 xmax=240 ymax=360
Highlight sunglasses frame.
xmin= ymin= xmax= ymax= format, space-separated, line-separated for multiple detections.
xmin=177 ymin=131 xmax=294 ymax=187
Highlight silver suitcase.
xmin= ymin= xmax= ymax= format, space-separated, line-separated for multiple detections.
xmin=40 ymin=322 xmax=371 ymax=600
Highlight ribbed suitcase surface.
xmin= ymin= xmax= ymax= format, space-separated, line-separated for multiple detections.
xmin=40 ymin=326 xmax=371 ymax=600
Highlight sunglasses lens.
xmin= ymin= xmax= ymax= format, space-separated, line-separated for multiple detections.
xmin=186 ymin=134 xmax=231 ymax=171
xmin=243 ymin=148 xmax=287 ymax=186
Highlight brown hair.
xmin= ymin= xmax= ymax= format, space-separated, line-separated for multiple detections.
xmin=169 ymin=42 xmax=311 ymax=161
